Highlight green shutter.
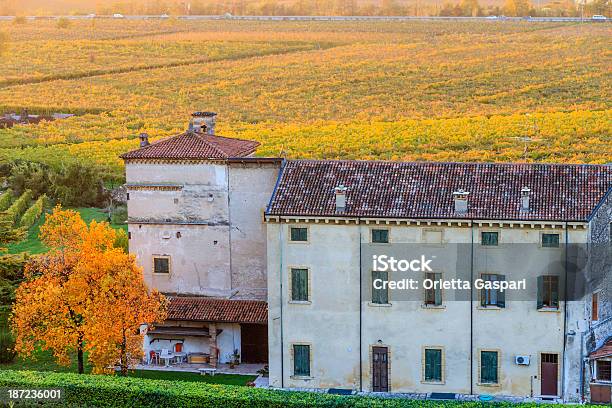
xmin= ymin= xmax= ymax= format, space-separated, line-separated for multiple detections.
xmin=291 ymin=269 xmax=308 ymax=301
xmin=293 ymin=345 xmax=310 ymax=376
xmin=372 ymin=270 xmax=388 ymax=304
xmin=542 ymin=234 xmax=559 ymax=248
xmin=550 ymin=276 xmax=559 ymax=308
xmin=291 ymin=228 xmax=307 ymax=242
xmin=372 ymin=229 xmax=389 ymax=243
xmin=482 ymin=232 xmax=498 ymax=246
xmin=425 ymin=349 xmax=442 ymax=382
xmin=537 ymin=276 xmax=544 ymax=309
xmin=481 ymin=351 xmax=498 ymax=384
xmin=497 ymin=275 xmax=505 ymax=308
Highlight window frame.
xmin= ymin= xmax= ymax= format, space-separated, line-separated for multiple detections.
xmin=371 ymin=270 xmax=390 ymax=305
xmin=288 ymin=225 xmax=309 ymax=243
xmin=289 ymin=267 xmax=311 ymax=304
xmin=291 ymin=343 xmax=312 ymax=378
xmin=422 ymin=346 xmax=445 ymax=384
xmin=424 ymin=272 xmax=443 ymax=307
xmin=480 ymin=231 xmax=500 ymax=247
xmin=152 ymin=255 xmax=171 ymax=275
xmin=480 ymin=273 xmax=506 ymax=309
xmin=595 ymin=359 xmax=611 ymax=382
xmin=371 ymin=228 xmax=390 ymax=244
xmin=540 ymin=232 xmax=561 ymax=248
xmin=479 ymin=349 xmax=500 ymax=386
xmin=537 ymin=275 xmax=559 ymax=310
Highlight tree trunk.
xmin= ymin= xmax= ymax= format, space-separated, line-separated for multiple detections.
xmin=120 ymin=331 xmax=128 ymax=376
xmin=77 ymin=340 xmax=84 ymax=374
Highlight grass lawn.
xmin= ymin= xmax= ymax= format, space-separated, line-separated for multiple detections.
xmin=6 ymin=207 xmax=127 ymax=255
xmin=0 ymin=349 xmax=93 ymax=374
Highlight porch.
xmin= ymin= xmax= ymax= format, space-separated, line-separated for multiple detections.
xmin=134 ymin=362 xmax=265 ymax=376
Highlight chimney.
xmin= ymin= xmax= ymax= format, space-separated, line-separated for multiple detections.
xmin=520 ymin=187 xmax=531 ymax=212
xmin=139 ymin=132 xmax=150 ymax=148
xmin=452 ymin=189 xmax=470 ymax=214
xmin=190 ymin=112 xmax=217 ymax=135
xmin=335 ymin=185 xmax=348 ymax=213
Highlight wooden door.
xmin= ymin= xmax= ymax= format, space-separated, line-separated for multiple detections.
xmin=541 ymin=353 xmax=559 ymax=396
xmin=590 ymin=384 xmax=612 ymax=404
xmin=240 ymin=324 xmax=268 ymax=363
xmin=372 ymin=347 xmax=389 ymax=392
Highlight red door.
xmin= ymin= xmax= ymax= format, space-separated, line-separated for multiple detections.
xmin=541 ymin=354 xmax=558 ymax=396
xmin=372 ymin=347 xmax=389 ymax=392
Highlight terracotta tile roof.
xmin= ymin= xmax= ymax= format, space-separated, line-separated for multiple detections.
xmin=590 ymin=339 xmax=612 ymax=359
xmin=267 ymin=160 xmax=612 ymax=222
xmin=120 ymin=132 xmax=259 ymax=160
xmin=167 ymin=296 xmax=267 ymax=324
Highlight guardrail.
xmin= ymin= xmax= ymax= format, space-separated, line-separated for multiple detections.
xmin=0 ymin=15 xmax=608 ymax=23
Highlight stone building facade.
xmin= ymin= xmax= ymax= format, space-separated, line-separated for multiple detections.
xmin=122 ymin=114 xmax=611 ymax=401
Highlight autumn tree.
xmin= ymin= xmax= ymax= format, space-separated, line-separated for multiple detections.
xmin=504 ymin=0 xmax=532 ymax=16
xmin=11 ymin=207 xmax=166 ymax=374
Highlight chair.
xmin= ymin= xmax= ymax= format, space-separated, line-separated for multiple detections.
xmin=160 ymin=349 xmax=173 ymax=366
xmin=148 ymin=350 xmax=159 ymax=365
xmin=173 ymin=343 xmax=186 ymax=364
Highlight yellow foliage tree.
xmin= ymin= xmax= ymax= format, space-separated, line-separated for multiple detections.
xmin=11 ymin=207 xmax=166 ymax=374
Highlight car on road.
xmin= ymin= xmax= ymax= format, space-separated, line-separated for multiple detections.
xmin=113 ymin=13 xmax=124 ymax=19
xmin=592 ymin=15 xmax=607 ymax=21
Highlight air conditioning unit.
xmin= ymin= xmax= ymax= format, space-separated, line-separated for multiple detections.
xmin=515 ymin=356 xmax=530 ymax=366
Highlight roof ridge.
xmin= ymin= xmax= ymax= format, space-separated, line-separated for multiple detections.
xmin=285 ymin=159 xmax=612 ymax=168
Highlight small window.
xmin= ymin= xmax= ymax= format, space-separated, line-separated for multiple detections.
xmin=481 ymin=274 xmax=505 ymax=308
xmin=480 ymin=351 xmax=499 ymax=384
xmin=481 ymin=232 xmax=499 ymax=246
xmin=176 ymin=231 xmax=181 ymax=239
xmin=592 ymin=292 xmax=599 ymax=321
xmin=173 ymin=198 xmax=179 ymax=204
xmin=537 ymin=276 xmax=559 ymax=309
xmin=293 ymin=344 xmax=310 ymax=377
xmin=372 ymin=270 xmax=389 ymax=304
xmin=424 ymin=348 xmax=442 ymax=382
xmin=596 ymin=360 xmax=611 ymax=382
xmin=425 ymin=272 xmax=442 ymax=306
xmin=371 ymin=229 xmax=389 ymax=244
xmin=126 ymin=193 xmax=130 ymax=201
xmin=542 ymin=233 xmax=560 ymax=248
xmin=290 ymin=227 xmax=308 ymax=242
xmin=128 ymin=232 xmax=131 ymax=240
xmin=291 ymin=268 xmax=309 ymax=302
xmin=153 ymin=257 xmax=170 ymax=274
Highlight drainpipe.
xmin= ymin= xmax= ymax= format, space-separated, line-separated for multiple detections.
xmin=561 ymin=222 xmax=568 ymax=401
xmin=279 ymin=222 xmax=285 ymax=388
xmin=358 ymin=219 xmax=363 ymax=392
xmin=470 ymin=219 xmax=474 ymax=396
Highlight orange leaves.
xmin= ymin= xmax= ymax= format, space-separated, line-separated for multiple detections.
xmin=12 ymin=207 xmax=167 ymax=374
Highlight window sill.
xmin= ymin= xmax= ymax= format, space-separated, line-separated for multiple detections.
xmin=477 ymin=306 xmax=505 ymax=311
xmin=288 ymin=241 xmax=309 ymax=244
xmin=421 ymin=380 xmax=445 ymax=385
xmin=477 ymin=382 xmax=501 ymax=387
xmin=421 ymin=304 xmax=446 ymax=310
xmin=290 ymin=375 xmax=314 ymax=380
xmin=288 ymin=301 xmax=311 ymax=305
xmin=537 ymin=307 xmax=560 ymax=313
xmin=367 ymin=302 xmax=392 ymax=308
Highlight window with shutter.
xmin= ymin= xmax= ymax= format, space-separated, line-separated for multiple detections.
xmin=424 ymin=348 xmax=442 ymax=382
xmin=291 ymin=268 xmax=309 ymax=302
xmin=537 ymin=275 xmax=559 ymax=309
xmin=153 ymin=257 xmax=169 ymax=274
xmin=372 ymin=270 xmax=389 ymax=304
xmin=480 ymin=351 xmax=499 ymax=384
xmin=481 ymin=274 xmax=505 ymax=308
xmin=596 ymin=360 xmax=611 ymax=382
xmin=425 ymin=272 xmax=442 ymax=306
xmin=290 ymin=227 xmax=308 ymax=242
xmin=293 ymin=345 xmax=310 ymax=377
xmin=542 ymin=233 xmax=560 ymax=248
xmin=371 ymin=229 xmax=389 ymax=243
xmin=481 ymin=232 xmax=499 ymax=246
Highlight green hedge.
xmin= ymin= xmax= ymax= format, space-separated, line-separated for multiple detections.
xmin=0 ymin=370 xmax=593 ymax=408
xmin=0 ymin=189 xmax=13 ymax=211
xmin=2 ymin=189 xmax=32 ymax=225
xmin=19 ymin=194 xmax=46 ymax=229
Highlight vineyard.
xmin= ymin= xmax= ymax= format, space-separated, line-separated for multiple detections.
xmin=0 ymin=19 xmax=610 ymax=182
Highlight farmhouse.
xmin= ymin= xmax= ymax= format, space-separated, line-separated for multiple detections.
xmin=121 ymin=112 xmax=612 ymax=403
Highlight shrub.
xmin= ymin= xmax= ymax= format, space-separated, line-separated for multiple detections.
xmin=111 ymin=206 xmax=127 ymax=225
xmin=0 ymin=189 xmax=13 ymax=211
xmin=113 ymin=229 xmax=129 ymax=253
xmin=0 ymin=331 xmax=16 ymax=363
xmin=8 ymin=161 xmax=50 ymax=198
xmin=2 ymin=189 xmax=32 ymax=225
xmin=0 ymin=370 xmax=597 ymax=408
xmin=0 ymin=253 xmax=28 ymax=282
xmin=50 ymin=162 xmax=106 ymax=207
xmin=19 ymin=194 xmax=47 ymax=229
